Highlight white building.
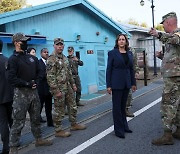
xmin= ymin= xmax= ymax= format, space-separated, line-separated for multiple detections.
xmin=118 ymin=23 xmax=162 ymax=69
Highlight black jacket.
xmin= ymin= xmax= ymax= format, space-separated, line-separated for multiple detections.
xmin=37 ymin=59 xmax=51 ymax=95
xmin=0 ymin=54 xmax=13 ymax=104
xmin=7 ymin=51 xmax=40 ymax=88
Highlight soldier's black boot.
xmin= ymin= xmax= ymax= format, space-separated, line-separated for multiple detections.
xmin=172 ymin=126 xmax=180 ymax=139
xmin=152 ymin=130 xmax=174 ymax=146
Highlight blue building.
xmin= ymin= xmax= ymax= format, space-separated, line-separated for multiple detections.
xmin=0 ymin=0 xmax=130 ymax=94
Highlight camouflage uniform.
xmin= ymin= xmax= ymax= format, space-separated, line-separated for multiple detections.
xmin=158 ymin=29 xmax=180 ymax=131
xmin=67 ymin=55 xmax=83 ymax=105
xmin=10 ymin=88 xmax=41 ymax=147
xmin=46 ymin=51 xmax=77 ymax=132
xmin=126 ymin=47 xmax=140 ymax=109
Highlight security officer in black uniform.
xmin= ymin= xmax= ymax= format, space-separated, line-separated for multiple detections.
xmin=8 ymin=33 xmax=52 ymax=154
xmin=0 ymin=40 xmax=13 ymax=154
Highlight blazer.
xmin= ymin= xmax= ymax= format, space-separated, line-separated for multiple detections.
xmin=0 ymin=54 xmax=13 ymax=104
xmin=37 ymin=59 xmax=51 ymax=95
xmin=106 ymin=48 xmax=136 ymax=90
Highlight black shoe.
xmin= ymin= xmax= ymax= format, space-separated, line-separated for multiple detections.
xmin=40 ymin=118 xmax=46 ymax=123
xmin=115 ymin=134 xmax=125 ymax=138
xmin=1 ymin=149 xmax=9 ymax=154
xmin=125 ymin=129 xmax=133 ymax=133
xmin=47 ymin=123 xmax=54 ymax=127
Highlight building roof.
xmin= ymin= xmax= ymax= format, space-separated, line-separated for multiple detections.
xmin=118 ymin=22 xmax=151 ymax=33
xmin=0 ymin=0 xmax=131 ymax=37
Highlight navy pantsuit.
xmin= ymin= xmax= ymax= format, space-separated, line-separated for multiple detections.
xmin=106 ymin=48 xmax=136 ymax=137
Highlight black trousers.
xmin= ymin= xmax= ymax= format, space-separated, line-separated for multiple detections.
xmin=0 ymin=102 xmax=13 ymax=151
xmin=39 ymin=93 xmax=53 ymax=124
xmin=112 ymin=89 xmax=130 ymax=136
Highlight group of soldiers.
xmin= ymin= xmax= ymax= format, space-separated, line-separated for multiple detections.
xmin=0 ymin=34 xmax=86 ymax=154
xmin=0 ymin=10 xmax=179 ymax=154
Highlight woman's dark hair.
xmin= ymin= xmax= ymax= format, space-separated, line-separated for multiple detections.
xmin=114 ymin=34 xmax=129 ymax=51
xmin=27 ymin=47 xmax=36 ymax=53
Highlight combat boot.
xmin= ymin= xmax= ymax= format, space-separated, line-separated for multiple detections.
xmin=71 ymin=123 xmax=87 ymax=131
xmin=172 ymin=126 xmax=180 ymax=139
xmin=9 ymin=147 xmax=18 ymax=154
xmin=152 ymin=130 xmax=174 ymax=146
xmin=126 ymin=108 xmax=134 ymax=117
xmin=55 ymin=130 xmax=71 ymax=137
xmin=35 ymin=138 xmax=53 ymax=147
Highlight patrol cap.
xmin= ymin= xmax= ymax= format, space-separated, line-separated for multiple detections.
xmin=68 ymin=46 xmax=74 ymax=52
xmin=12 ymin=32 xmax=31 ymax=43
xmin=54 ymin=38 xmax=64 ymax=45
xmin=160 ymin=12 xmax=177 ymax=24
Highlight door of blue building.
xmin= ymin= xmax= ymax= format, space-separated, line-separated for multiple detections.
xmin=96 ymin=46 xmax=112 ymax=90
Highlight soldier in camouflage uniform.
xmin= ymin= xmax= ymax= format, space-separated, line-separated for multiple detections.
xmin=126 ymin=47 xmax=140 ymax=117
xmin=67 ymin=46 xmax=84 ymax=106
xmin=149 ymin=12 xmax=180 ymax=146
xmin=7 ymin=33 xmax=52 ymax=154
xmin=46 ymin=38 xmax=86 ymax=138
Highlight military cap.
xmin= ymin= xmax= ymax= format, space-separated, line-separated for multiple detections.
xmin=12 ymin=32 xmax=31 ymax=43
xmin=54 ymin=38 xmax=64 ymax=45
xmin=68 ymin=46 xmax=74 ymax=52
xmin=160 ymin=12 xmax=177 ymax=24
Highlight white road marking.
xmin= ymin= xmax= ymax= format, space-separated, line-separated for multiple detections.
xmin=66 ymin=97 xmax=162 ymax=154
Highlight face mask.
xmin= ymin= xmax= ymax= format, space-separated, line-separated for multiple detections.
xmin=20 ymin=41 xmax=28 ymax=51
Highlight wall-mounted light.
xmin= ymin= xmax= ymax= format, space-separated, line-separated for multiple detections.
xmin=140 ymin=0 xmax=145 ymax=6
xmin=32 ymin=29 xmax=40 ymax=35
xmin=96 ymin=32 xmax=100 ymax=36
xmin=104 ymin=36 xmax=108 ymax=43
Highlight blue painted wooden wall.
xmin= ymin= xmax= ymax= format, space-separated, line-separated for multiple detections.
xmin=2 ymin=5 xmax=119 ymax=94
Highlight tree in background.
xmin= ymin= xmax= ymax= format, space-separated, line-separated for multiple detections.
xmin=128 ymin=18 xmax=139 ymax=26
xmin=140 ymin=22 xmax=148 ymax=28
xmin=0 ymin=0 xmax=27 ymax=13
xmin=155 ymin=24 xmax=164 ymax=31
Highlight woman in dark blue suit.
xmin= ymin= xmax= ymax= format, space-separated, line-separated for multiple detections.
xmin=106 ymin=34 xmax=136 ymax=138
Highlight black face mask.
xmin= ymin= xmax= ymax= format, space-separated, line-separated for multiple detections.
xmin=20 ymin=41 xmax=28 ymax=51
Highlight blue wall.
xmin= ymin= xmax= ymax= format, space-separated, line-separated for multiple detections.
xmin=4 ymin=5 xmax=118 ymax=94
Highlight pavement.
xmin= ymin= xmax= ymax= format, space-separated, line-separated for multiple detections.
xmin=0 ymin=70 xmax=163 ymax=152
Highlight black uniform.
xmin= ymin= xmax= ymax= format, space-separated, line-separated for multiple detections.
xmin=7 ymin=51 xmax=42 ymax=147
xmin=8 ymin=51 xmax=39 ymax=87
xmin=0 ymin=53 xmax=13 ymax=153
